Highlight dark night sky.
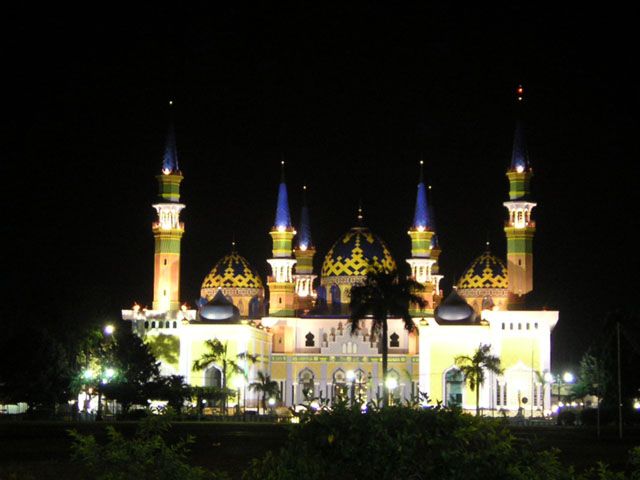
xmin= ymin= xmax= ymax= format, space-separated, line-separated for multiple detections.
xmin=4 ymin=5 xmax=639 ymax=371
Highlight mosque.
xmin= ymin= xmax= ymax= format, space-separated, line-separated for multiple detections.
xmin=122 ymin=96 xmax=558 ymax=415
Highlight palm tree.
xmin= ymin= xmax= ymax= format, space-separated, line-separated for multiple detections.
xmin=249 ymin=371 xmax=280 ymax=414
xmin=192 ymin=339 xmax=244 ymax=415
xmin=349 ymin=269 xmax=426 ymax=407
xmin=455 ymin=343 xmax=503 ymax=416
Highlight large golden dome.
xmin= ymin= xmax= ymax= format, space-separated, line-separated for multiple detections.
xmin=321 ymin=226 xmax=397 ymax=280
xmin=457 ymin=251 xmax=508 ymax=290
xmin=201 ymin=251 xmax=264 ymax=293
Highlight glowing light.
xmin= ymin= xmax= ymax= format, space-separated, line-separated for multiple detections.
xmin=543 ymin=372 xmax=554 ymax=383
xmin=563 ymin=372 xmax=574 ymax=383
xmin=232 ymin=377 xmax=246 ymax=389
xmin=162 ymin=168 xmax=171 ymax=175
xmin=385 ymin=377 xmax=398 ymax=390
xmin=268 ymin=397 xmax=276 ymax=407
xmin=105 ymin=368 xmax=116 ymax=379
xmin=299 ymin=244 xmax=308 ymax=251
xmin=346 ymin=370 xmax=355 ymax=381
xmin=516 ymin=165 xmax=525 ymax=173
xmin=277 ymin=225 xmax=286 ymax=232
xmin=420 ymin=160 xmax=424 ymax=165
xmin=633 ymin=401 xmax=640 ymax=410
xmin=132 ymin=303 xmax=140 ymax=312
xmin=417 ymin=226 xmax=425 ymax=232
xmin=181 ymin=304 xmax=188 ymax=312
xmin=310 ymin=400 xmax=320 ymax=410
xmin=104 ymin=325 xmax=115 ymax=335
xmin=83 ymin=369 xmax=95 ymax=380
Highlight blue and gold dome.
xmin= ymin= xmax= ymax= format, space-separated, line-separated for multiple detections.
xmin=201 ymin=251 xmax=264 ymax=293
xmin=457 ymin=251 xmax=508 ymax=290
xmin=321 ymin=226 xmax=397 ymax=279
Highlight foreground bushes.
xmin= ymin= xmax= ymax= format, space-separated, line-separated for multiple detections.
xmin=244 ymin=405 xmax=639 ymax=480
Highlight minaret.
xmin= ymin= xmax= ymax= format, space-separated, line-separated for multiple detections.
xmin=504 ymin=85 xmax=536 ymax=296
xmin=267 ymin=161 xmax=297 ymax=316
xmin=293 ymin=185 xmax=316 ymax=309
xmin=152 ymin=116 xmax=185 ymax=312
xmin=406 ymin=160 xmax=438 ymax=312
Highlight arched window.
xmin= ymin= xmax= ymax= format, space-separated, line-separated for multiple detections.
xmin=249 ymin=296 xmax=261 ymax=318
xmin=305 ymin=332 xmax=315 ymax=347
xmin=299 ymin=369 xmax=315 ymax=400
xmin=390 ymin=332 xmax=399 ymax=348
xmin=445 ymin=368 xmax=464 ymax=407
xmin=144 ymin=321 xmax=149 ymax=329
xmin=332 ymin=369 xmax=347 ymax=401
xmin=151 ymin=321 xmax=156 ymax=328
xmin=204 ymin=365 xmax=222 ymax=388
xmin=330 ymin=285 xmax=341 ymax=314
xmin=172 ymin=321 xmax=177 ymax=328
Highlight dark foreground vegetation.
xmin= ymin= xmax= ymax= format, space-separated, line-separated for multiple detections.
xmin=1 ymin=406 xmax=639 ymax=480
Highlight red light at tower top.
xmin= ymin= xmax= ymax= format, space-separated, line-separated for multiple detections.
xmin=516 ymin=84 xmax=524 ymax=102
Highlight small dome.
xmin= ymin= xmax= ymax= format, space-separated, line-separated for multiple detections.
xmin=201 ymin=251 xmax=264 ymax=291
xmin=321 ymin=226 xmax=396 ymax=280
xmin=199 ymin=290 xmax=240 ymax=321
xmin=435 ymin=289 xmax=476 ymax=322
xmin=457 ymin=251 xmax=508 ymax=290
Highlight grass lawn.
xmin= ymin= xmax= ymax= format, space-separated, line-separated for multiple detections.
xmin=0 ymin=420 xmax=638 ymax=479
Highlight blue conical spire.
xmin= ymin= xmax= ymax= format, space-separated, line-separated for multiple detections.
xmin=297 ymin=185 xmax=312 ymax=249
xmin=162 ymin=122 xmax=180 ymax=173
xmin=274 ymin=161 xmax=292 ymax=229
xmin=510 ymin=120 xmax=529 ymax=172
xmin=412 ymin=160 xmax=431 ymax=230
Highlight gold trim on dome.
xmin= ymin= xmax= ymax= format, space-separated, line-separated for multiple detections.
xmin=457 ymin=252 xmax=508 ymax=290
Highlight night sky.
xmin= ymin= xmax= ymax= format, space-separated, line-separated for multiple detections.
xmin=5 ymin=5 xmax=638 ymax=372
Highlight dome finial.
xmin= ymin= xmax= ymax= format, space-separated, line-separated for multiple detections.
xmin=516 ymin=83 xmax=524 ymax=103
xmin=357 ymin=200 xmax=364 ymax=225
xmin=419 ymin=157 xmax=425 ymax=183
xmin=162 ymin=107 xmax=180 ymax=174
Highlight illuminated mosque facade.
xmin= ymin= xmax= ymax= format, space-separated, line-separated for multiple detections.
xmin=122 ymin=95 xmax=558 ymax=414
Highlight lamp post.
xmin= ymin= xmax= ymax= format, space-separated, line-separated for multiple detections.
xmin=232 ymin=376 xmax=245 ymax=415
xmin=346 ymin=370 xmax=355 ymax=407
xmin=385 ymin=377 xmax=398 ymax=406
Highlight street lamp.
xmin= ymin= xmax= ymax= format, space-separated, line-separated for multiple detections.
xmin=346 ymin=370 xmax=355 ymax=406
xmin=232 ymin=376 xmax=245 ymax=415
xmin=104 ymin=324 xmax=115 ymax=335
xmin=385 ymin=377 xmax=398 ymax=406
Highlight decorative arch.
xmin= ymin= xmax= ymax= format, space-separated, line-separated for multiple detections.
xmin=204 ymin=364 xmax=223 ymax=388
xmin=443 ymin=366 xmax=463 ymax=407
xmin=249 ymin=296 xmax=261 ymax=318
xmin=299 ymin=368 xmax=315 ymax=400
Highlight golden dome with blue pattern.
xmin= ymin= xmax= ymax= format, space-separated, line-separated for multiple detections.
xmin=201 ymin=251 xmax=264 ymax=295
xmin=457 ymin=250 xmax=508 ymax=290
xmin=321 ymin=226 xmax=397 ymax=280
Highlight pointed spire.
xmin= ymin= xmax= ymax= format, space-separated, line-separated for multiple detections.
xmin=274 ymin=160 xmax=292 ymax=229
xmin=510 ymin=85 xmax=529 ymax=172
xmin=356 ymin=200 xmax=364 ymax=225
xmin=412 ymin=160 xmax=431 ymax=230
xmin=297 ymin=185 xmax=312 ymax=250
xmin=162 ymin=101 xmax=180 ymax=173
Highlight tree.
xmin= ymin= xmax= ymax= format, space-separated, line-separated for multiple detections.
xmin=147 ymin=375 xmax=192 ymax=415
xmin=0 ymin=326 xmax=74 ymax=416
xmin=349 ymin=269 xmax=426 ymax=407
xmin=192 ymin=339 xmax=245 ymax=415
xmin=249 ymin=371 xmax=280 ymax=414
xmin=455 ymin=343 xmax=502 ymax=416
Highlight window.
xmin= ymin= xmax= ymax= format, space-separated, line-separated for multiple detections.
xmin=164 ymin=258 xmax=167 ymax=266
xmin=390 ymin=332 xmax=399 ymax=348
xmin=300 ymin=369 xmax=315 ymax=400
xmin=305 ymin=332 xmax=315 ymax=347
xmin=501 ymin=323 xmax=505 ymax=330
xmin=445 ymin=369 xmax=463 ymax=407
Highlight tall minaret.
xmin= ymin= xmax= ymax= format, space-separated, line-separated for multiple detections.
xmin=406 ymin=160 xmax=439 ymax=312
xmin=267 ymin=161 xmax=297 ymax=316
xmin=152 ymin=116 xmax=185 ymax=312
xmin=504 ymin=85 xmax=536 ymax=296
xmin=293 ymin=185 xmax=316 ymax=309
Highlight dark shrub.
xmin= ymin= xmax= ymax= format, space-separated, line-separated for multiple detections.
xmin=557 ymin=409 xmax=577 ymax=426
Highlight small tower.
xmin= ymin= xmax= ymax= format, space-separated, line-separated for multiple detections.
xmin=406 ymin=161 xmax=439 ymax=313
xmin=504 ymin=85 xmax=536 ymax=296
xmin=152 ymin=121 xmax=185 ymax=312
xmin=267 ymin=162 xmax=297 ymax=316
xmin=293 ymin=185 xmax=317 ymax=310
